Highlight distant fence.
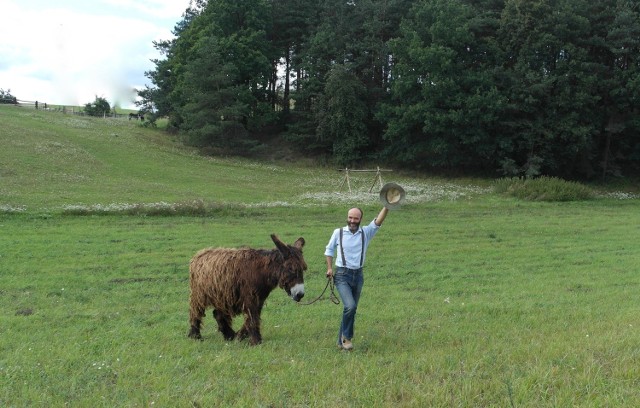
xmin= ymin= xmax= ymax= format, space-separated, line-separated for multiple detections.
xmin=3 ymin=98 xmax=135 ymax=119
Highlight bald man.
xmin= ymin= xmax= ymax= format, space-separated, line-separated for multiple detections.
xmin=325 ymin=206 xmax=389 ymax=350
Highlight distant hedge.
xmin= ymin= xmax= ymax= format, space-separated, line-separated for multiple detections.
xmin=493 ymin=177 xmax=595 ymax=202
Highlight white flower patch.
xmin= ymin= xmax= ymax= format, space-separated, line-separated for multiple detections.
xmin=63 ymin=201 xmax=180 ymax=213
xmin=401 ymin=181 xmax=491 ymax=202
xmin=62 ymin=203 xmax=132 ymax=213
xmin=296 ymin=181 xmax=490 ymax=205
xmin=246 ymin=201 xmax=293 ymax=208
xmin=61 ymin=117 xmax=92 ymax=129
xmin=52 ymin=173 xmax=90 ymax=183
xmin=0 ymin=204 xmax=27 ymax=213
xmin=297 ymin=191 xmax=380 ymax=205
xmin=602 ymin=192 xmax=640 ymax=200
xmin=61 ymin=200 xmax=230 ymax=215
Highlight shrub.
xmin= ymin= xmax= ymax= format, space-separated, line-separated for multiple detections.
xmin=493 ymin=176 xmax=595 ymax=201
xmin=62 ymin=200 xmax=215 ymax=216
xmin=84 ymin=96 xmax=111 ymax=117
xmin=0 ymin=88 xmax=17 ymax=104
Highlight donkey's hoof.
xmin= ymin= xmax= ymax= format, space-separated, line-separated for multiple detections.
xmin=188 ymin=329 xmax=203 ymax=340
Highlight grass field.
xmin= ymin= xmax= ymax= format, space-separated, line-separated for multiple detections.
xmin=1 ymin=105 xmax=640 ymax=407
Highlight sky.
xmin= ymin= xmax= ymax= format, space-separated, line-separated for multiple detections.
xmin=0 ymin=0 xmax=192 ymax=109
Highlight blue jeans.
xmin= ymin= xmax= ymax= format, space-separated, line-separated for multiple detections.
xmin=334 ymin=267 xmax=364 ymax=344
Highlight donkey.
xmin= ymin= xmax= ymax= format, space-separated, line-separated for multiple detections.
xmin=188 ymin=234 xmax=306 ymax=345
xmin=128 ymin=112 xmax=144 ymax=121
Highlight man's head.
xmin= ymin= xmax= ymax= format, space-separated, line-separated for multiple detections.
xmin=347 ymin=207 xmax=363 ymax=232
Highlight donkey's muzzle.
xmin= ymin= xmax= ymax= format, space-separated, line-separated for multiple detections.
xmin=290 ymin=283 xmax=305 ymax=302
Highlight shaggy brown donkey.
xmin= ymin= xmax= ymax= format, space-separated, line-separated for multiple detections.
xmin=188 ymin=234 xmax=306 ymax=345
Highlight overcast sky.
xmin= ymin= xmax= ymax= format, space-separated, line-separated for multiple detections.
xmin=0 ymin=0 xmax=192 ymax=109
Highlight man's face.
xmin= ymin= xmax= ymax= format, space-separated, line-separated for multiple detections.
xmin=347 ymin=208 xmax=362 ymax=232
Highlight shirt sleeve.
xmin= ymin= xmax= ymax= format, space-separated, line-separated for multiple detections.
xmin=324 ymin=228 xmax=340 ymax=257
xmin=363 ymin=219 xmax=380 ymax=242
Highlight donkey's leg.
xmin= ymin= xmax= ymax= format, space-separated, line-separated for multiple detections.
xmin=236 ymin=314 xmax=251 ymax=341
xmin=213 ymin=309 xmax=236 ymax=341
xmin=188 ymin=305 xmax=205 ymax=340
xmin=239 ymin=303 xmax=264 ymax=345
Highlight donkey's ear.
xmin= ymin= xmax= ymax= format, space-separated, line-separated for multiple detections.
xmin=271 ymin=234 xmax=290 ymax=256
xmin=293 ymin=237 xmax=305 ymax=250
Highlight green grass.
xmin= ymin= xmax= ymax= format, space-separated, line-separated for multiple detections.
xmin=0 ymin=110 xmax=285 ymax=210
xmin=1 ymin=105 xmax=495 ymax=214
xmin=1 ymin=105 xmax=640 ymax=406
xmin=493 ymin=176 xmax=596 ymax=201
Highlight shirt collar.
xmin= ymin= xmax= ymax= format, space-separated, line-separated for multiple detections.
xmin=343 ymin=226 xmax=362 ymax=235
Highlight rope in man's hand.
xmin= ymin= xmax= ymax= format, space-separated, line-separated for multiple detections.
xmin=298 ymin=276 xmax=340 ymax=306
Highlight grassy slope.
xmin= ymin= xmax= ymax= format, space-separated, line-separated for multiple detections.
xmin=1 ymin=105 xmax=640 ymax=407
xmin=0 ymin=106 xmax=347 ymax=210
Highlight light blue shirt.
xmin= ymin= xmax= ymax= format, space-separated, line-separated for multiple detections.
xmin=325 ymin=220 xmax=380 ymax=269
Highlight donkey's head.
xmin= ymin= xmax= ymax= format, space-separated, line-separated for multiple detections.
xmin=271 ymin=234 xmax=306 ymax=302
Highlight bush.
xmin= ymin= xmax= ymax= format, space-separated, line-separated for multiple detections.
xmin=493 ymin=176 xmax=595 ymax=201
xmin=84 ymin=96 xmax=111 ymax=117
xmin=59 ymin=200 xmax=270 ymax=217
xmin=0 ymin=88 xmax=17 ymax=104
xmin=62 ymin=200 xmax=214 ymax=216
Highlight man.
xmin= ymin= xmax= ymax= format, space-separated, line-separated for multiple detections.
xmin=325 ymin=206 xmax=389 ymax=350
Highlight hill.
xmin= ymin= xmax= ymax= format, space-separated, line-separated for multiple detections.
xmin=0 ymin=105 xmax=489 ymax=213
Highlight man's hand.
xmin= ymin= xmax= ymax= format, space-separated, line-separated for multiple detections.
xmin=325 ymin=256 xmax=334 ymax=278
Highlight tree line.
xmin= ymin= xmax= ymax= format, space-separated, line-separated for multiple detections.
xmin=139 ymin=0 xmax=640 ymax=180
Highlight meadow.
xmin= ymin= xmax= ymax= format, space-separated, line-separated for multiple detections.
xmin=1 ymin=105 xmax=640 ymax=407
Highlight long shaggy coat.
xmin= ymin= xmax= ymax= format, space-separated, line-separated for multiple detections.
xmin=188 ymin=234 xmax=306 ymax=345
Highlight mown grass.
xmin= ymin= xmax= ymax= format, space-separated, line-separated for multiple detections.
xmin=1 ymin=105 xmax=640 ymax=407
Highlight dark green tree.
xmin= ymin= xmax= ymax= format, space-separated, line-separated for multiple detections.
xmin=138 ymin=3 xmax=207 ymax=127
xmin=495 ymin=0 xmax=640 ymax=179
xmin=138 ymin=0 xmax=640 ymax=177
xmin=381 ymin=0 xmax=506 ymax=170
xmin=269 ymin=0 xmax=317 ymax=115
xmin=496 ymin=0 xmax=602 ymax=177
xmin=176 ymin=28 xmax=255 ymax=151
xmin=289 ymin=0 xmax=412 ymax=160
xmin=590 ymin=0 xmax=640 ymax=179
xmin=140 ymin=0 xmax=275 ymax=151
xmin=315 ymin=64 xmax=369 ymax=165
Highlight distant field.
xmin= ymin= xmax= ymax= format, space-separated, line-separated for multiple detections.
xmin=1 ymin=105 xmax=494 ymax=213
xmin=1 ymin=105 xmax=640 ymax=407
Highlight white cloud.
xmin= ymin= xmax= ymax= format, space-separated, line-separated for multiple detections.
xmin=103 ymin=0 xmax=192 ymax=20
xmin=0 ymin=0 xmax=191 ymax=108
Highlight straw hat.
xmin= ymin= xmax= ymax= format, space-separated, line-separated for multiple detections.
xmin=379 ymin=182 xmax=406 ymax=209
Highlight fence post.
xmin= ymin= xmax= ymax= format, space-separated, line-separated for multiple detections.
xmin=338 ymin=168 xmax=352 ymax=193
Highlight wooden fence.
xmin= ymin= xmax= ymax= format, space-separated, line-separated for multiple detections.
xmin=4 ymin=99 xmax=133 ymax=119
xmin=338 ymin=167 xmax=393 ymax=193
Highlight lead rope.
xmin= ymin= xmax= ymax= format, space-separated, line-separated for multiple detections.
xmin=298 ymin=277 xmax=340 ymax=306
xmin=300 ymin=227 xmax=365 ymax=307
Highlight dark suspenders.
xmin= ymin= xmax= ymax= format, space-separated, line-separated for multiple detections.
xmin=339 ymin=227 xmax=365 ymax=268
